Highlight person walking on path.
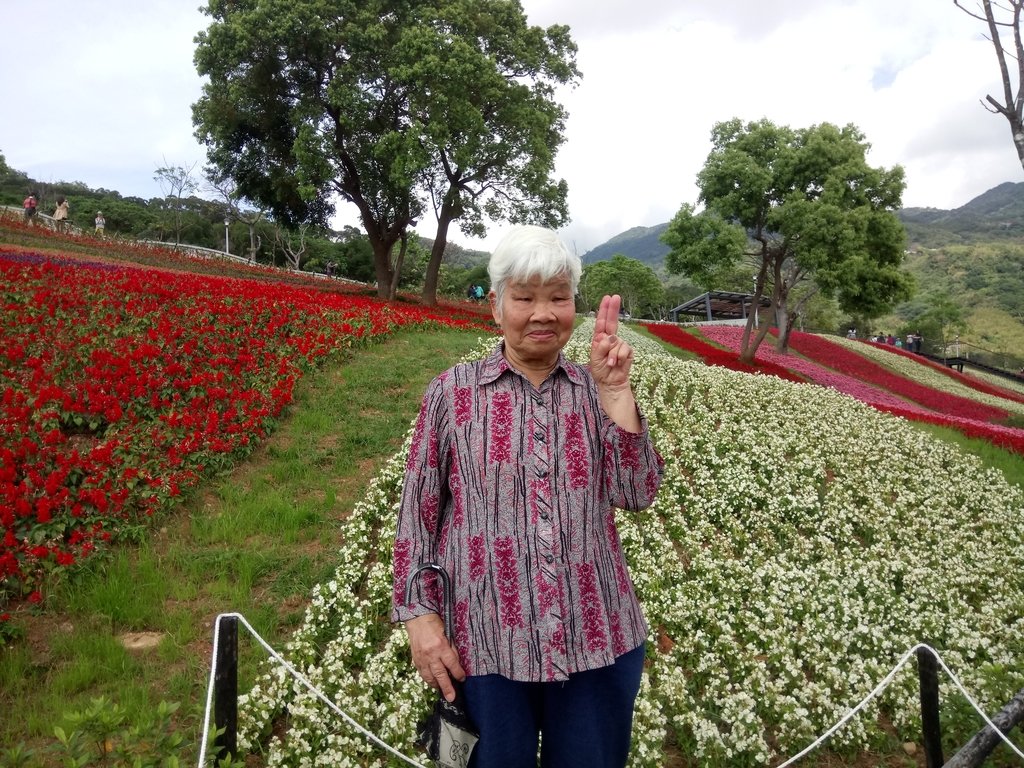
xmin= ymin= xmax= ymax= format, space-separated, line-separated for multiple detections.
xmin=392 ymin=225 xmax=664 ymax=768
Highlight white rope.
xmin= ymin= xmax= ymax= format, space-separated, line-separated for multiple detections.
xmin=197 ymin=612 xmax=426 ymax=768
xmin=198 ymin=619 xmax=1023 ymax=768
xmin=777 ymin=643 xmax=1024 ymax=766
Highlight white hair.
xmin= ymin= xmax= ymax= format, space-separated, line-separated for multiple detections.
xmin=487 ymin=225 xmax=581 ymax=307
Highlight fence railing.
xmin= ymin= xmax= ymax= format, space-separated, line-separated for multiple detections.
xmin=930 ymin=338 xmax=1024 ymax=376
xmin=201 ymin=613 xmax=1024 ymax=768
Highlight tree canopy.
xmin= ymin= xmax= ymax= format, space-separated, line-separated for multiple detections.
xmin=192 ymin=0 xmax=579 ymax=302
xmin=662 ymin=118 xmax=913 ymax=362
xmin=579 ymin=255 xmax=663 ymax=319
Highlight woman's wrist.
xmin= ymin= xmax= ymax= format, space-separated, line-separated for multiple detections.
xmin=599 ymin=387 xmax=641 ymax=432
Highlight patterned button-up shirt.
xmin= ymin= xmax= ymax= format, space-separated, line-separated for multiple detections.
xmin=391 ymin=343 xmax=663 ymax=682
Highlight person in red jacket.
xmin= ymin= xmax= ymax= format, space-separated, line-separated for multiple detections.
xmin=23 ymin=194 xmax=37 ymax=225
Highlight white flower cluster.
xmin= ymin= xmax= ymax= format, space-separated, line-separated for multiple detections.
xmin=237 ymin=324 xmax=1024 ymax=767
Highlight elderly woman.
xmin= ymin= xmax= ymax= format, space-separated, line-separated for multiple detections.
xmin=391 ymin=225 xmax=663 ymax=768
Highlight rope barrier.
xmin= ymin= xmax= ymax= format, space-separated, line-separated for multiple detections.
xmin=777 ymin=643 xmax=1023 ymax=766
xmin=197 ymin=615 xmax=1024 ymax=767
xmin=197 ymin=612 xmax=426 ymax=768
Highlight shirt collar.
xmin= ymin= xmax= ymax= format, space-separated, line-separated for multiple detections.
xmin=479 ymin=341 xmax=586 ymax=387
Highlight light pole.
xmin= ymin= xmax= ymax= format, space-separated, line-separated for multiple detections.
xmin=224 ymin=218 xmax=230 ymax=255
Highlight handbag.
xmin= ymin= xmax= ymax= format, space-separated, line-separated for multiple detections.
xmin=405 ymin=563 xmax=479 ymax=768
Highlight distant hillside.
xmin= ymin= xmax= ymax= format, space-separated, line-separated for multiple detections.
xmin=581 ymin=223 xmax=669 ymax=267
xmin=583 ymin=183 xmax=1024 ymax=353
xmin=583 ymin=182 xmax=1024 ymax=266
xmin=899 ymin=181 xmax=1024 ymax=246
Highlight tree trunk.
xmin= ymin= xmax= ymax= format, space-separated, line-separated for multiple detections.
xmin=943 ymin=686 xmax=1024 ymax=767
xmin=739 ymin=260 xmax=771 ymax=363
xmin=738 ymin=321 xmax=774 ymax=364
xmin=771 ymin=256 xmax=793 ymax=354
xmin=422 ymin=215 xmax=452 ymax=307
xmin=389 ymin=233 xmax=409 ymax=301
xmin=422 ymin=193 xmax=460 ymax=307
xmin=957 ymin=0 xmax=1024 ymax=172
xmin=739 ymin=312 xmax=757 ymax=360
xmin=776 ymin=320 xmax=795 ymax=352
xmin=370 ymin=239 xmax=396 ymax=299
xmin=774 ymin=302 xmax=791 ymax=353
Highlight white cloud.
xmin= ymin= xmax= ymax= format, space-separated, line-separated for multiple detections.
xmin=2 ymin=0 xmax=1022 ymax=254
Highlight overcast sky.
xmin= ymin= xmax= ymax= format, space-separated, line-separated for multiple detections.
xmin=2 ymin=0 xmax=1020 ymax=254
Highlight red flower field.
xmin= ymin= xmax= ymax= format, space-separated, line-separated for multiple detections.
xmin=0 ymin=249 xmax=494 ymax=602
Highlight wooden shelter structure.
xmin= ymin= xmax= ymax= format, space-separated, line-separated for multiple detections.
xmin=668 ymin=290 xmax=772 ymax=323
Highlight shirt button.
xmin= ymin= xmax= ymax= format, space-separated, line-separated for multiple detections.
xmin=540 ymin=510 xmax=549 ymax=520
xmin=533 ymin=429 xmax=544 ymax=441
xmin=545 ymin=554 xmax=554 ymax=564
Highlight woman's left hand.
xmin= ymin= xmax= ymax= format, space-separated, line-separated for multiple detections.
xmin=590 ymin=294 xmax=634 ymax=391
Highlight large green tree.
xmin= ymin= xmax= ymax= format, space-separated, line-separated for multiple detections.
xmin=662 ymin=118 xmax=912 ymax=362
xmin=193 ymin=0 xmax=425 ymax=298
xmin=401 ymin=2 xmax=579 ymax=305
xmin=192 ymin=0 xmax=577 ymax=303
xmin=579 ymin=255 xmax=663 ymax=319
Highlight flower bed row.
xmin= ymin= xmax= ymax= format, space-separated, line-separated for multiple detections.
xmin=667 ymin=325 xmax=1024 ymax=456
xmin=0 ymin=251 xmax=494 ymax=602
xmin=835 ymin=335 xmax=1024 ymax=412
xmin=0 ymin=217 xmax=498 ymax=323
xmin=236 ymin=324 xmax=1024 ymax=767
xmin=782 ymin=330 xmax=1011 ymax=423
xmin=643 ymin=323 xmax=804 ymax=383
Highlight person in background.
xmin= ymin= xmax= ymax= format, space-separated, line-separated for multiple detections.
xmin=392 ymin=224 xmax=664 ymax=768
xmin=23 ymin=194 xmax=37 ymax=225
xmin=53 ymin=197 xmax=70 ymax=233
xmin=94 ymin=211 xmax=105 ymax=236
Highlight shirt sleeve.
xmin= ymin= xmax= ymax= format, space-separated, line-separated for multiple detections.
xmin=390 ymin=375 xmax=450 ymax=623
xmin=602 ymin=408 xmax=664 ymax=512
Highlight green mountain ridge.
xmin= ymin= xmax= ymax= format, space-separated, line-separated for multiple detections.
xmin=582 ymin=181 xmax=1024 ymax=266
xmin=582 ymin=182 xmax=1024 ymax=354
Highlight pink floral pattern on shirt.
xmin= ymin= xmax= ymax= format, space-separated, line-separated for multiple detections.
xmin=489 ymin=391 xmax=513 ymax=463
xmin=454 ymin=386 xmax=472 ymax=426
xmin=564 ymin=411 xmax=589 ymax=489
xmin=495 ymin=536 xmax=526 ymax=628
xmin=469 ymin=534 xmax=486 ymax=581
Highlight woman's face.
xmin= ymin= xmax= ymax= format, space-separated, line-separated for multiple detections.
xmin=491 ymin=274 xmax=576 ymax=368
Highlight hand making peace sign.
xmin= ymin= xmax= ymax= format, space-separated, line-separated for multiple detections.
xmin=590 ymin=294 xmax=635 ymax=391
xmin=590 ymin=295 xmax=641 ymax=432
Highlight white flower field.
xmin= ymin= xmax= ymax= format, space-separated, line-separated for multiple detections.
xmin=235 ymin=324 xmax=1024 ymax=767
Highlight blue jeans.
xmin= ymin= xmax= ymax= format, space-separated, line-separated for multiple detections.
xmin=462 ymin=645 xmax=645 ymax=768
